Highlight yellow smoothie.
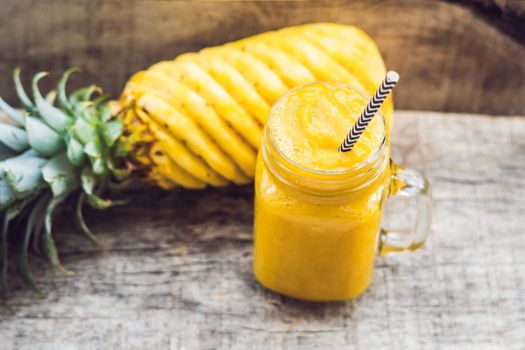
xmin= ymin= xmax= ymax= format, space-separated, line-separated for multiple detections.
xmin=253 ymin=81 xmax=391 ymax=301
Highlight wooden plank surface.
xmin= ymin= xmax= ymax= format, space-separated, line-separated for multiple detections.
xmin=0 ymin=111 xmax=524 ymax=349
xmin=0 ymin=0 xmax=524 ymax=115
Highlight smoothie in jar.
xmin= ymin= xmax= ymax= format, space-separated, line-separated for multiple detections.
xmin=253 ymin=81 xmax=390 ymax=301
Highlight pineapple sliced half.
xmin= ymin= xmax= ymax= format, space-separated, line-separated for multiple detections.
xmin=120 ymin=23 xmax=394 ymax=192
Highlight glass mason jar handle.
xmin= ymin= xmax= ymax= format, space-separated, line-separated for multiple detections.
xmin=379 ymin=161 xmax=432 ymax=256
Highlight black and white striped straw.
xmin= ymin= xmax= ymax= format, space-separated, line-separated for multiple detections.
xmin=339 ymin=71 xmax=399 ymax=153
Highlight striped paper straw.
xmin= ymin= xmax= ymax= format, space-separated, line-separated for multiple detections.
xmin=339 ymin=71 xmax=399 ymax=153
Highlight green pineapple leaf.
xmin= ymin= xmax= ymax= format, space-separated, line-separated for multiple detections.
xmin=66 ymin=136 xmax=86 ymax=166
xmin=41 ymin=153 xmax=80 ymax=197
xmin=1 ymin=193 xmax=40 ymax=297
xmin=13 ymin=68 xmax=35 ymax=112
xmin=75 ymin=193 xmax=100 ymax=246
xmin=70 ymin=85 xmax=101 ymax=104
xmin=101 ymin=119 xmax=123 ymax=147
xmin=57 ymin=68 xmax=79 ymax=113
xmin=32 ymin=72 xmax=72 ymax=132
xmin=98 ymin=103 xmax=112 ymax=122
xmin=85 ymin=194 xmax=112 ymax=209
xmin=1 ymin=151 xmax=47 ymax=193
xmin=43 ymin=195 xmax=73 ymax=276
xmin=26 ymin=116 xmax=65 ymax=157
xmin=74 ymin=117 xmax=98 ymax=145
xmin=0 ymin=97 xmax=25 ymax=125
xmin=0 ymin=124 xmax=29 ymax=152
xmin=80 ymin=167 xmax=96 ymax=195
xmin=15 ymin=193 xmax=51 ymax=295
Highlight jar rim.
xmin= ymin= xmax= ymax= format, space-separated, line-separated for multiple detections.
xmin=266 ymin=81 xmax=388 ymax=179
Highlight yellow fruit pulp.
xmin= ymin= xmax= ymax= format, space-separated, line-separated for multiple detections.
xmin=268 ymin=81 xmax=384 ymax=172
xmin=253 ymin=81 xmax=390 ymax=301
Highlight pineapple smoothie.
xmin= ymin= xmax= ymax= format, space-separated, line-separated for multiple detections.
xmin=253 ymin=81 xmax=390 ymax=301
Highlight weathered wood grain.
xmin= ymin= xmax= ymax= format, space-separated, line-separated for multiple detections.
xmin=0 ymin=0 xmax=523 ymax=115
xmin=0 ymin=111 xmax=523 ymax=350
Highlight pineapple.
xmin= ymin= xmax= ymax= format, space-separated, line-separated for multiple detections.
xmin=0 ymin=23 xmax=392 ymax=297
xmin=120 ymin=23 xmax=393 ymax=189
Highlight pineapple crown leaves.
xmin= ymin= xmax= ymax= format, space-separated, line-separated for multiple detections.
xmin=0 ymin=68 xmax=130 ymax=299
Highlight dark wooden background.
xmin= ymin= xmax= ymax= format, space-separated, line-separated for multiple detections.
xmin=0 ymin=0 xmax=524 ymax=115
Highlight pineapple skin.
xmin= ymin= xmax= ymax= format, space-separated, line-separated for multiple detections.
xmin=120 ymin=23 xmax=393 ymax=189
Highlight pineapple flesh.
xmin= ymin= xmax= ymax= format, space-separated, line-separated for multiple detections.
xmin=120 ymin=23 xmax=393 ymax=189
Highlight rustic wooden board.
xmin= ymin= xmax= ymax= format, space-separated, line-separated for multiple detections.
xmin=0 ymin=0 xmax=524 ymax=115
xmin=0 ymin=111 xmax=524 ymax=349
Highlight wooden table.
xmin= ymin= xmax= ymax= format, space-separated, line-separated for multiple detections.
xmin=1 ymin=111 xmax=524 ymax=349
